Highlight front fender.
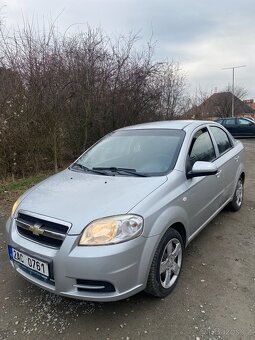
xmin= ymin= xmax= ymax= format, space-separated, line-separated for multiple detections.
xmin=145 ymin=205 xmax=189 ymax=240
xmin=137 ymin=205 xmax=189 ymax=286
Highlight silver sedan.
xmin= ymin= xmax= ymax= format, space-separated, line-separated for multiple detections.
xmin=6 ymin=120 xmax=245 ymax=301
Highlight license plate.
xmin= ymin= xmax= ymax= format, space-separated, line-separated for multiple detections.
xmin=8 ymin=246 xmax=49 ymax=277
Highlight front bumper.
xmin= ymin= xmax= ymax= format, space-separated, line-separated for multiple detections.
xmin=6 ymin=217 xmax=157 ymax=301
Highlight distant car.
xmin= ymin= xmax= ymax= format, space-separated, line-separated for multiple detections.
xmin=215 ymin=117 xmax=255 ymax=137
xmin=6 ymin=120 xmax=245 ymax=301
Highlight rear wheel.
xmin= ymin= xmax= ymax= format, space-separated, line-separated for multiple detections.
xmin=228 ymin=177 xmax=244 ymax=211
xmin=145 ymin=228 xmax=183 ymax=298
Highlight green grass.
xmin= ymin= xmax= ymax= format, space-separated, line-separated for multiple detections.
xmin=0 ymin=173 xmax=52 ymax=194
xmin=0 ymin=172 xmax=55 ymax=213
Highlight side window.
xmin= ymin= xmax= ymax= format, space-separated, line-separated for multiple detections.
xmin=238 ymin=118 xmax=251 ymax=125
xmin=224 ymin=118 xmax=236 ymax=125
xmin=210 ymin=126 xmax=232 ymax=155
xmin=188 ymin=128 xmax=216 ymax=169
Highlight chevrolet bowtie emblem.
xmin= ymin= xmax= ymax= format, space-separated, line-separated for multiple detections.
xmin=29 ymin=223 xmax=44 ymax=236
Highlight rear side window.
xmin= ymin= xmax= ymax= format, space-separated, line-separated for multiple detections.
xmin=188 ymin=128 xmax=216 ymax=168
xmin=224 ymin=118 xmax=236 ymax=125
xmin=210 ymin=126 xmax=232 ymax=155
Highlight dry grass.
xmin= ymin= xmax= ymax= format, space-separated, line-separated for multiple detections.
xmin=0 ymin=173 xmax=52 ymax=216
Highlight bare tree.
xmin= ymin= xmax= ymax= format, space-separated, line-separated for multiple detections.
xmin=157 ymin=62 xmax=188 ymax=118
xmin=0 ymin=21 xmax=188 ymax=180
xmin=225 ymin=85 xmax=247 ymax=100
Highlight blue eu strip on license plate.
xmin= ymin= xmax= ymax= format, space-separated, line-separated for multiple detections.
xmin=8 ymin=245 xmax=13 ymax=260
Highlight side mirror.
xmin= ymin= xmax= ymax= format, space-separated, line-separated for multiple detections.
xmin=187 ymin=161 xmax=218 ymax=179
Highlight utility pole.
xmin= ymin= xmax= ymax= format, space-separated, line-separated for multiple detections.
xmin=222 ymin=65 xmax=246 ymax=117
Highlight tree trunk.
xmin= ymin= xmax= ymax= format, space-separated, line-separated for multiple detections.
xmin=53 ymin=130 xmax=58 ymax=173
xmin=83 ymin=121 xmax=88 ymax=151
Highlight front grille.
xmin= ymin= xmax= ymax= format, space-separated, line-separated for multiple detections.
xmin=16 ymin=212 xmax=70 ymax=248
xmin=75 ymin=279 xmax=116 ymax=293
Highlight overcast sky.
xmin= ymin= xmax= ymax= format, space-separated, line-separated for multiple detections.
xmin=3 ymin=0 xmax=255 ymax=98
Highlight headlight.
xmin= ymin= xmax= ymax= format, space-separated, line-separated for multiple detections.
xmin=11 ymin=199 xmax=19 ymax=217
xmin=79 ymin=215 xmax=144 ymax=246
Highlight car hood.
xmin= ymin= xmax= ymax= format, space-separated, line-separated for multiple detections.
xmin=17 ymin=169 xmax=167 ymax=234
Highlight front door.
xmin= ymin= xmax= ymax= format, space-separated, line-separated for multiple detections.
xmin=209 ymin=125 xmax=240 ymax=204
xmin=185 ymin=127 xmax=220 ymax=235
xmin=236 ymin=118 xmax=255 ymax=137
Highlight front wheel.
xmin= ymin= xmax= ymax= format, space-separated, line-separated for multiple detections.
xmin=228 ymin=177 xmax=244 ymax=212
xmin=145 ymin=228 xmax=184 ymax=298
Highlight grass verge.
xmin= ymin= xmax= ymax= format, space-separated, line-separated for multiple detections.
xmin=0 ymin=173 xmax=52 ymax=215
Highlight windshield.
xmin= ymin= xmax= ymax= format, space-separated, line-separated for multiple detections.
xmin=72 ymin=129 xmax=185 ymax=176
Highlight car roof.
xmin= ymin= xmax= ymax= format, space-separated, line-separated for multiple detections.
xmin=118 ymin=120 xmax=212 ymax=131
xmin=220 ymin=117 xmax=253 ymax=119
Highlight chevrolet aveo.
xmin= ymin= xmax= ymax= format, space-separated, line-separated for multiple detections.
xmin=6 ymin=120 xmax=245 ymax=301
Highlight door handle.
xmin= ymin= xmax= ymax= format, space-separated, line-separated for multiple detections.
xmin=216 ymin=170 xmax=222 ymax=178
xmin=234 ymin=155 xmax=239 ymax=162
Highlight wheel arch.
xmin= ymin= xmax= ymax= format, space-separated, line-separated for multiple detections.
xmin=240 ymin=171 xmax=245 ymax=182
xmin=140 ymin=219 xmax=188 ymax=287
xmin=144 ymin=224 xmax=185 ymax=297
xmin=170 ymin=222 xmax=187 ymax=247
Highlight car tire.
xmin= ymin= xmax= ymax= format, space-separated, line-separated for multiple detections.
xmin=228 ymin=177 xmax=244 ymax=212
xmin=145 ymin=228 xmax=184 ymax=298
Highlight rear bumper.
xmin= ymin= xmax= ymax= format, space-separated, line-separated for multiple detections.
xmin=6 ymin=217 xmax=157 ymax=301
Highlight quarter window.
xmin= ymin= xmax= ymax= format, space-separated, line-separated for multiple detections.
xmin=210 ymin=126 xmax=232 ymax=155
xmin=238 ymin=118 xmax=251 ymax=125
xmin=188 ymin=128 xmax=216 ymax=169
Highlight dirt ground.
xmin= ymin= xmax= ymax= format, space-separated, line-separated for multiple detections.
xmin=0 ymin=139 xmax=254 ymax=340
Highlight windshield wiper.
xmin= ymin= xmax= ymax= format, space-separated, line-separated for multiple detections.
xmin=70 ymin=163 xmax=109 ymax=176
xmin=93 ymin=167 xmax=148 ymax=177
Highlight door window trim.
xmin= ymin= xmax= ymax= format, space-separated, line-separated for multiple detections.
xmin=185 ymin=126 xmax=217 ymax=174
xmin=208 ymin=125 xmax=234 ymax=159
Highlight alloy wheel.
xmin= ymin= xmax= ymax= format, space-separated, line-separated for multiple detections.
xmin=235 ymin=179 xmax=243 ymax=207
xmin=159 ymin=238 xmax=182 ymax=289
